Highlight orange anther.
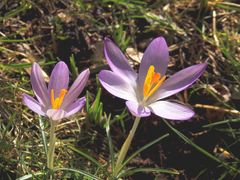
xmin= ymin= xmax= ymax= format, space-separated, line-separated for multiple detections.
xmin=152 ymin=73 xmax=161 ymax=83
xmin=50 ymin=89 xmax=68 ymax=109
xmin=143 ymin=65 xmax=166 ymax=98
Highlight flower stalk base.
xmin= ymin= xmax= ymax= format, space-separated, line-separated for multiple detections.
xmin=113 ymin=117 xmax=141 ymax=177
xmin=47 ymin=120 xmax=57 ymax=170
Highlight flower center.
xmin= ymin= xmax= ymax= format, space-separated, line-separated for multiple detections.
xmin=51 ymin=89 xmax=68 ymax=109
xmin=143 ymin=65 xmax=166 ymax=98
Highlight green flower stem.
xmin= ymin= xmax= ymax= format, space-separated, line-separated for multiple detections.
xmin=113 ymin=117 xmax=141 ymax=177
xmin=47 ymin=120 xmax=57 ymax=170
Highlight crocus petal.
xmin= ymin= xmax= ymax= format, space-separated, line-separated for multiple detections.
xmin=30 ymin=63 xmax=49 ymax=106
xmin=138 ymin=37 xmax=169 ymax=93
xmin=126 ymin=101 xmax=151 ymax=117
xmin=22 ymin=94 xmax=46 ymax=116
xmin=99 ymin=70 xmax=138 ymax=102
xmin=149 ymin=101 xmax=194 ymax=120
xmin=149 ymin=63 xmax=207 ymax=102
xmin=62 ymin=69 xmax=89 ymax=109
xmin=65 ymin=97 xmax=86 ymax=117
xmin=104 ymin=37 xmax=137 ymax=83
xmin=48 ymin=61 xmax=69 ymax=97
xmin=46 ymin=109 xmax=66 ymax=121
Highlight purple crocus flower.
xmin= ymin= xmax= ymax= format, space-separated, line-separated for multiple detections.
xmin=23 ymin=61 xmax=90 ymax=121
xmin=99 ymin=37 xmax=207 ymax=120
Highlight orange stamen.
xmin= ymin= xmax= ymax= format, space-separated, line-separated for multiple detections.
xmin=143 ymin=65 xmax=166 ymax=98
xmin=50 ymin=89 xmax=68 ymax=109
xmin=152 ymin=73 xmax=161 ymax=83
xmin=147 ymin=76 xmax=166 ymax=97
xmin=143 ymin=65 xmax=154 ymax=97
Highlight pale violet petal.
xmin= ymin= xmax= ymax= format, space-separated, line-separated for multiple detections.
xmin=62 ymin=69 xmax=89 ymax=109
xmin=30 ymin=63 xmax=49 ymax=106
xmin=149 ymin=101 xmax=194 ymax=120
xmin=104 ymin=37 xmax=137 ymax=83
xmin=148 ymin=63 xmax=207 ymax=102
xmin=22 ymin=94 xmax=46 ymax=116
xmin=138 ymin=37 xmax=169 ymax=97
xmin=126 ymin=101 xmax=151 ymax=117
xmin=99 ymin=70 xmax=137 ymax=102
xmin=48 ymin=61 xmax=69 ymax=97
xmin=65 ymin=97 xmax=86 ymax=117
xmin=46 ymin=109 xmax=66 ymax=121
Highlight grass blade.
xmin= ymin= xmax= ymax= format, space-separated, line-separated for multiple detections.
xmin=203 ymin=118 xmax=240 ymax=128
xmin=69 ymin=54 xmax=79 ymax=79
xmin=67 ymin=145 xmax=102 ymax=168
xmin=39 ymin=116 xmax=48 ymax=157
xmin=17 ymin=172 xmax=44 ymax=180
xmin=119 ymin=167 xmax=179 ymax=178
xmin=118 ymin=133 xmax=169 ymax=173
xmin=54 ymin=167 xmax=101 ymax=180
xmin=163 ymin=119 xmax=240 ymax=174
xmin=105 ymin=114 xmax=115 ymax=170
xmin=4 ymin=61 xmax=56 ymax=69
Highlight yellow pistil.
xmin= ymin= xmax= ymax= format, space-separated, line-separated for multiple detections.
xmin=143 ymin=65 xmax=166 ymax=98
xmin=51 ymin=89 xmax=68 ymax=109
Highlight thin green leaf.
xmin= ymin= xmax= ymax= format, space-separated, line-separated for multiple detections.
xmin=87 ymin=87 xmax=104 ymax=125
xmin=39 ymin=116 xmax=48 ymax=157
xmin=119 ymin=167 xmax=179 ymax=178
xmin=118 ymin=133 xmax=169 ymax=173
xmin=0 ymin=3 xmax=31 ymax=21
xmin=54 ymin=167 xmax=101 ymax=180
xmin=203 ymin=118 xmax=240 ymax=128
xmin=163 ymin=119 xmax=240 ymax=174
xmin=86 ymin=91 xmax=90 ymax=111
xmin=105 ymin=114 xmax=115 ymax=170
xmin=4 ymin=61 xmax=56 ymax=69
xmin=0 ymin=37 xmax=41 ymax=43
xmin=216 ymin=2 xmax=240 ymax=12
xmin=69 ymin=54 xmax=79 ymax=79
xmin=17 ymin=172 xmax=44 ymax=180
xmin=67 ymin=145 xmax=102 ymax=168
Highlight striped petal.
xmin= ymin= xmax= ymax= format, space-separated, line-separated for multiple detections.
xmin=23 ymin=94 xmax=46 ymax=116
xmin=30 ymin=63 xmax=49 ymax=106
xmin=138 ymin=37 xmax=169 ymax=96
xmin=149 ymin=63 xmax=207 ymax=102
xmin=99 ymin=70 xmax=138 ymax=102
xmin=48 ymin=61 xmax=69 ymax=98
xmin=104 ymin=37 xmax=137 ymax=83
xmin=62 ymin=68 xmax=89 ymax=109
xmin=65 ymin=97 xmax=86 ymax=117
